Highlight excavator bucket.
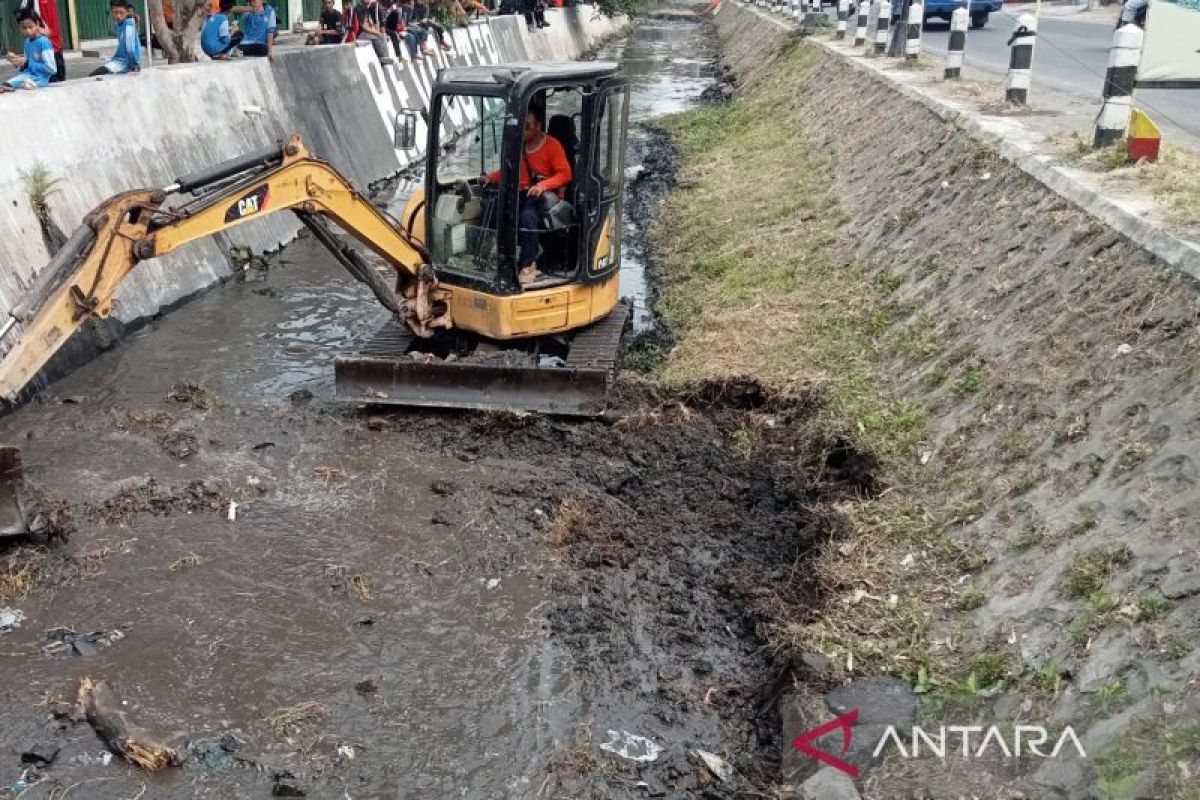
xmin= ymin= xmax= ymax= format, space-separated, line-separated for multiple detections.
xmin=334 ymin=302 xmax=630 ymax=417
xmin=0 ymin=447 xmax=29 ymax=538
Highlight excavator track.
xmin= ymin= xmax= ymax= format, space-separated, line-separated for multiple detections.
xmin=334 ymin=301 xmax=630 ymax=416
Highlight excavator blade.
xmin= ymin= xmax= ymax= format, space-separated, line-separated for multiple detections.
xmin=334 ymin=302 xmax=630 ymax=417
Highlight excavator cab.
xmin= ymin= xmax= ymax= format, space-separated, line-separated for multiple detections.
xmin=333 ymin=62 xmax=633 ymax=413
xmin=420 ymin=62 xmax=629 ymax=297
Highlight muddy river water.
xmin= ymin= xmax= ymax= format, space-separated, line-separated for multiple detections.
xmin=0 ymin=15 xmax=795 ymax=800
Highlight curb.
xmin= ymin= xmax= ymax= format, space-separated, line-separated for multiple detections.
xmin=735 ymin=2 xmax=1200 ymax=280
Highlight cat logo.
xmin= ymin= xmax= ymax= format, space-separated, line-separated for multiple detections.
xmin=224 ymin=186 xmax=270 ymax=223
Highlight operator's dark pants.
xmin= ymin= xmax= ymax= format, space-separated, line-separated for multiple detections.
xmin=482 ymin=193 xmax=543 ymax=271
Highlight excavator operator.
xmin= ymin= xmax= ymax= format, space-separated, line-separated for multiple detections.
xmin=482 ymin=104 xmax=572 ymax=286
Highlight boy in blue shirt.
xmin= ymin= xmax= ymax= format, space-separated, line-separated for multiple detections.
xmin=89 ymin=0 xmax=141 ymax=76
xmin=202 ymin=0 xmax=244 ymax=58
xmin=231 ymin=0 xmax=276 ymax=59
xmin=1 ymin=10 xmax=57 ymax=91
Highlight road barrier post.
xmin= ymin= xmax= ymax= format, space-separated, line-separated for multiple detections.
xmin=836 ymin=0 xmax=849 ymax=37
xmin=1093 ymin=23 xmax=1143 ymax=148
xmin=875 ymin=0 xmax=892 ymax=55
xmin=854 ymin=0 xmax=869 ymax=45
xmin=1004 ymin=12 xmax=1036 ymax=104
xmin=943 ymin=5 xmax=967 ymax=79
xmin=905 ymin=1 xmax=923 ymax=61
xmin=866 ymin=0 xmax=881 ymax=46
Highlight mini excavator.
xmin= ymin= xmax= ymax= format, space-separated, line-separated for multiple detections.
xmin=0 ymin=61 xmax=631 ymax=536
xmin=0 ymin=61 xmax=632 ymax=418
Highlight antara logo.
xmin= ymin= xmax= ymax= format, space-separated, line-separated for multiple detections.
xmin=793 ymin=710 xmax=1087 ymax=779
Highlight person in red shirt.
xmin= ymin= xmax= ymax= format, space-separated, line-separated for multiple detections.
xmin=484 ymin=107 xmax=571 ymax=285
xmin=16 ymin=0 xmax=64 ymax=82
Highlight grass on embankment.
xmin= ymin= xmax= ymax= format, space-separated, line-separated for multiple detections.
xmin=651 ymin=45 xmax=924 ymax=466
xmin=647 ymin=42 xmax=977 ymax=683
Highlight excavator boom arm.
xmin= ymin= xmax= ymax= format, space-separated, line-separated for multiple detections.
xmin=0 ymin=136 xmax=449 ymax=402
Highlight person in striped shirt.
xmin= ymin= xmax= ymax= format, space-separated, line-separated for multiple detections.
xmin=1 ymin=10 xmax=58 ymax=91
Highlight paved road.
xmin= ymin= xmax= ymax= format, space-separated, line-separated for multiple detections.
xmin=921 ymin=8 xmax=1200 ymax=140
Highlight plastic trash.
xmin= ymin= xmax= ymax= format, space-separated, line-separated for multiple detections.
xmin=599 ymin=730 xmax=661 ymax=762
xmin=693 ymin=749 xmax=733 ymax=782
xmin=538 ymin=355 xmax=567 ymax=369
xmin=0 ymin=607 xmax=25 ymax=633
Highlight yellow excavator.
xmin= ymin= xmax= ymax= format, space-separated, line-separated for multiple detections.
xmin=0 ymin=61 xmax=631 ymax=536
xmin=0 ymin=61 xmax=632 ymax=419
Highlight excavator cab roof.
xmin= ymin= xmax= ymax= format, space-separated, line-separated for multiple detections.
xmin=435 ymin=61 xmax=621 ymax=93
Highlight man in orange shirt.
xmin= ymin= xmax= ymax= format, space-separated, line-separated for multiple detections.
xmin=485 ymin=106 xmax=571 ymax=285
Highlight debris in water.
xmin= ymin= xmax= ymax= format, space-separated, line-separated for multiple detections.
xmin=354 ymin=679 xmax=378 ymax=696
xmin=1114 ymin=343 xmax=1133 ymax=358
xmin=598 ymin=730 xmax=661 ymax=762
xmin=76 ymin=677 xmax=182 ymax=770
xmin=271 ymin=770 xmax=307 ymax=797
xmin=484 ymin=577 xmax=501 ymax=591
xmin=227 ymin=501 xmax=238 ymax=522
xmin=42 ymin=627 xmax=124 ymax=657
xmin=20 ymin=745 xmax=60 ymax=767
xmin=168 ymin=383 xmax=217 ymax=411
xmin=158 ymin=430 xmax=198 ymax=460
xmin=336 ymin=743 xmax=356 ymax=760
xmin=252 ymin=442 xmax=276 ymax=451
xmin=289 ymin=389 xmax=314 ymax=404
xmin=168 ymin=552 xmax=204 ymax=572
xmin=188 ymin=733 xmax=243 ymax=771
xmin=0 ymin=607 xmax=25 ymax=633
xmin=693 ymin=749 xmax=733 ymax=782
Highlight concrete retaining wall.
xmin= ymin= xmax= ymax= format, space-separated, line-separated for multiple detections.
xmin=0 ymin=4 xmax=624 ymax=380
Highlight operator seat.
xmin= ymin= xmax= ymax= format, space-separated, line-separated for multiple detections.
xmin=538 ymin=114 xmax=580 ymax=277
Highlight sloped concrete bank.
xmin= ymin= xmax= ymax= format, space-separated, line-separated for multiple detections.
xmin=644 ymin=3 xmax=1200 ymax=798
xmin=0 ymin=7 xmax=624 ymax=394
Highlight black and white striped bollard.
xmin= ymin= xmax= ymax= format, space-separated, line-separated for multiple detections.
xmin=874 ymin=0 xmax=892 ymax=55
xmin=854 ymin=0 xmax=869 ymax=45
xmin=1004 ymin=12 xmax=1037 ymax=104
xmin=943 ymin=4 xmax=967 ymax=79
xmin=836 ymin=0 xmax=849 ymax=38
xmin=1094 ymin=23 xmax=1143 ymax=148
xmin=905 ymin=0 xmax=923 ymax=61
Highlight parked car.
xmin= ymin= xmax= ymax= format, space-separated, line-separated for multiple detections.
xmin=923 ymin=0 xmax=1000 ymax=29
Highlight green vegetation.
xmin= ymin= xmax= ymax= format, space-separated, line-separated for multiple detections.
xmin=1064 ymin=545 xmax=1133 ymax=599
xmin=653 ymin=47 xmax=927 ymax=464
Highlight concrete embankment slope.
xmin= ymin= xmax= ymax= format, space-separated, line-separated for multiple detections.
xmin=664 ymin=3 xmax=1199 ymax=797
xmin=0 ymin=7 xmax=623 ymax=384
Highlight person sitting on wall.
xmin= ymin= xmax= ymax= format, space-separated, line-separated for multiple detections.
xmin=307 ymin=0 xmax=344 ymax=43
xmin=1 ymin=9 xmax=57 ymax=92
xmin=410 ymin=0 xmax=453 ymax=51
xmin=202 ymin=0 xmax=245 ymax=58
xmin=13 ymin=0 xmax=65 ymax=82
xmin=482 ymin=106 xmax=572 ymax=286
xmin=89 ymin=0 xmax=142 ymax=76
xmin=230 ymin=0 xmax=276 ymax=58
xmin=383 ymin=0 xmax=422 ymax=59
xmin=341 ymin=0 xmax=359 ymax=41
xmin=397 ymin=0 xmax=431 ymax=54
xmin=519 ymin=0 xmax=548 ymax=32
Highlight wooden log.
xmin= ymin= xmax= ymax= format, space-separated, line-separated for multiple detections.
xmin=76 ymin=677 xmax=182 ymax=771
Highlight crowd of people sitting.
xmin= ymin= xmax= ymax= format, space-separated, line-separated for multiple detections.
xmin=3 ymin=0 xmax=571 ymax=93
